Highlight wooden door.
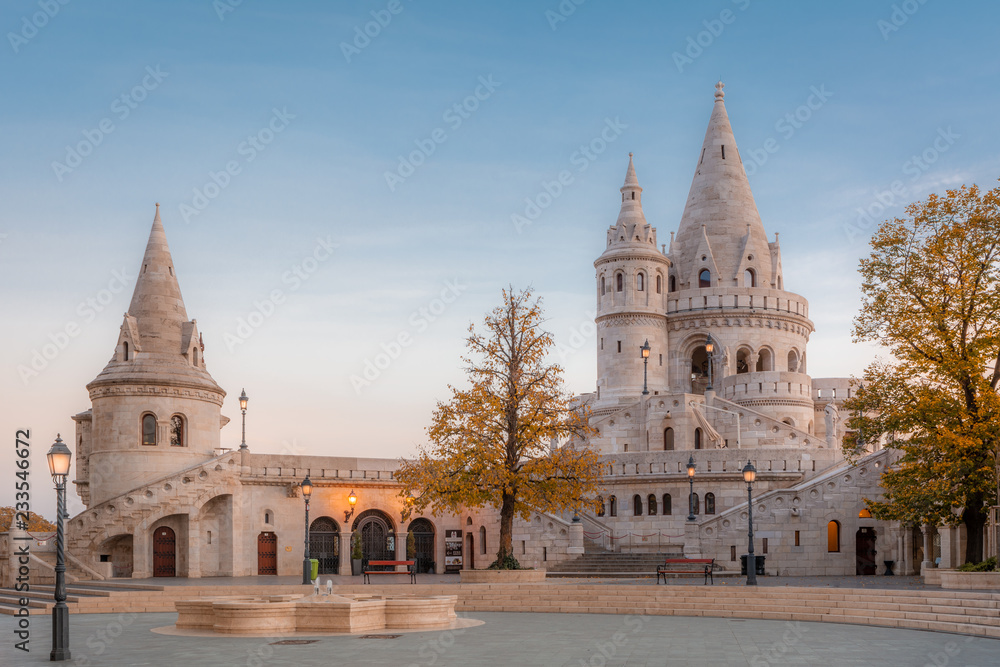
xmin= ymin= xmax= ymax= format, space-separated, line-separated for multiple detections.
xmin=257 ymin=531 xmax=277 ymax=575
xmin=856 ymin=527 xmax=877 ymax=575
xmin=153 ymin=527 xmax=176 ymax=577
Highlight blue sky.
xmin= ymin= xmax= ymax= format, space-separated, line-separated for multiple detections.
xmin=2 ymin=0 xmax=998 ymax=516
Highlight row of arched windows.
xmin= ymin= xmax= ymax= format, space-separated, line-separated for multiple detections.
xmin=661 ymin=427 xmax=703 ymax=451
xmin=667 ymin=268 xmax=760 ymax=291
xmin=596 ymin=492 xmax=716 ymax=517
xmin=141 ymin=413 xmax=186 ymax=447
xmin=600 ymin=271 xmax=665 ymax=296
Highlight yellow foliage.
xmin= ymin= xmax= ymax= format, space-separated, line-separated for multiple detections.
xmin=396 ymin=287 xmax=601 ymax=564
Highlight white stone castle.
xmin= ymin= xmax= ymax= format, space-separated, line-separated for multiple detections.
xmin=8 ymin=82 xmax=956 ymax=586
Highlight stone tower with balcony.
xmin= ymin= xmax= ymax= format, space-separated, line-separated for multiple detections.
xmin=72 ymin=205 xmax=229 ymax=508
xmin=663 ymin=81 xmax=815 ymax=433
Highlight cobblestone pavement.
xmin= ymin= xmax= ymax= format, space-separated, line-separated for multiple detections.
xmin=4 ymin=610 xmax=997 ymax=666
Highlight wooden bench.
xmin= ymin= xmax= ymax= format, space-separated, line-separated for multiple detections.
xmin=362 ymin=560 xmax=416 ymax=584
xmin=656 ymin=558 xmax=715 ymax=585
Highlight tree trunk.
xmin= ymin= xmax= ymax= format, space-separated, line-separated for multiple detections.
xmin=964 ymin=500 xmax=987 ymax=564
xmin=497 ymin=493 xmax=515 ymax=564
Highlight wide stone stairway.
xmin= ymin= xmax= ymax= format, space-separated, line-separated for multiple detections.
xmin=545 ymin=550 xmax=686 ymax=578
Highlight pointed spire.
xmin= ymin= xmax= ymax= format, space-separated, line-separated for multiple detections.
xmin=615 ymin=152 xmax=647 ymax=229
xmin=672 ymin=82 xmax=771 ymax=287
xmin=126 ymin=204 xmax=190 ymax=354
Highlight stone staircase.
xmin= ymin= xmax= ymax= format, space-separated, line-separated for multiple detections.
xmin=546 ymin=550 xmax=686 ymax=578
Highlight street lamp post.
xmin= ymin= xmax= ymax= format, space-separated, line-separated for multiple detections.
xmin=743 ymin=460 xmax=758 ymax=586
xmin=301 ymin=475 xmax=312 ymax=584
xmin=705 ymin=334 xmax=715 ymax=391
xmin=687 ymin=456 xmax=696 ymax=522
xmin=640 ymin=339 xmax=651 ymax=395
xmin=47 ymin=435 xmax=73 ymax=661
xmin=239 ymin=389 xmax=249 ymax=451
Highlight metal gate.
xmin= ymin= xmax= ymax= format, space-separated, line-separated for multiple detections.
xmin=309 ymin=517 xmax=340 ymax=574
xmin=358 ymin=514 xmax=393 ymax=568
xmin=258 ymin=531 xmax=277 ymax=575
xmin=409 ymin=518 xmax=435 ymax=573
xmin=152 ymin=527 xmax=176 ymax=577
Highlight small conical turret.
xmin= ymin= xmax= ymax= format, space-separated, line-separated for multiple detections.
xmin=607 ymin=153 xmax=655 ymax=248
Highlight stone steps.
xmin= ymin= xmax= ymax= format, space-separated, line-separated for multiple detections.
xmin=1 ymin=581 xmax=997 ymax=638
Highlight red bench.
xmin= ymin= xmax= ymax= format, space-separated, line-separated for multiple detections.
xmin=657 ymin=558 xmax=715 ymax=585
xmin=363 ymin=560 xmax=416 ymax=584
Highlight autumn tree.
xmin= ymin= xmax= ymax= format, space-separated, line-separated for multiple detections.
xmin=846 ymin=182 xmax=1000 ymax=563
xmin=395 ymin=287 xmax=602 ymax=569
xmin=0 ymin=507 xmax=56 ymax=532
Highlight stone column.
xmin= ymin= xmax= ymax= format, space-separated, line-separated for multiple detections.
xmin=132 ymin=527 xmax=150 ymax=579
xmin=186 ymin=516 xmax=201 ymax=578
xmin=939 ymin=526 xmax=956 ymax=569
xmin=920 ymin=523 xmax=934 ymax=575
xmin=567 ymin=522 xmax=585 ymax=556
xmin=339 ymin=532 xmax=352 ymax=576
xmin=395 ymin=532 xmax=408 ymax=561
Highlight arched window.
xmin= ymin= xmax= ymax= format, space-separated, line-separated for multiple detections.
xmin=123 ymin=341 xmax=129 ymax=361
xmin=609 ymin=496 xmax=617 ymax=517
xmin=827 ymin=520 xmax=841 ymax=552
xmin=601 ymin=277 xmax=606 ymax=295
xmin=694 ymin=428 xmax=703 ymax=450
xmin=744 ymin=268 xmax=756 ymax=287
xmin=596 ymin=496 xmax=605 ymax=517
xmin=756 ymin=348 xmax=772 ymax=372
xmin=663 ymin=428 xmax=674 ymax=451
xmin=662 ymin=494 xmax=672 ymax=515
xmin=705 ymin=493 xmax=716 ymax=515
xmin=647 ymin=494 xmax=657 ymax=516
xmin=787 ymin=350 xmax=799 ymax=372
xmin=616 ymin=273 xmax=623 ymax=292
xmin=656 ymin=275 xmax=662 ymax=294
xmin=637 ymin=273 xmax=645 ymax=291
xmin=479 ymin=526 xmax=487 ymax=555
xmin=669 ymin=275 xmax=677 ymax=292
xmin=633 ymin=494 xmax=643 ymax=516
xmin=142 ymin=414 xmax=157 ymax=446
xmin=699 ymin=269 xmax=711 ymax=288
xmin=170 ymin=415 xmax=184 ymax=447
xmin=737 ymin=348 xmax=751 ymax=374
xmin=692 ymin=493 xmax=700 ymax=514
xmin=858 ymin=508 xmax=872 ymax=518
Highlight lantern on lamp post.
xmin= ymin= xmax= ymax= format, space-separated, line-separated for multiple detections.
xmin=239 ymin=389 xmax=249 ymax=451
xmin=640 ymin=339 xmax=651 ymax=395
xmin=301 ymin=475 xmax=313 ymax=584
xmin=686 ymin=456 xmax=696 ymax=522
xmin=743 ymin=460 xmax=758 ymax=586
xmin=47 ymin=435 xmax=73 ymax=661
xmin=705 ymin=334 xmax=715 ymax=391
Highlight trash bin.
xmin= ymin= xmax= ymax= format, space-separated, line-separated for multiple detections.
xmin=740 ymin=555 xmax=766 ymax=576
xmin=310 ymin=559 xmax=319 ymax=581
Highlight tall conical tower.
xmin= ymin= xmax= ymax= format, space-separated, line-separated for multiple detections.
xmin=73 ymin=205 xmax=227 ymax=507
xmin=664 ymin=83 xmax=815 ymax=430
xmin=594 ymin=154 xmax=671 ymax=402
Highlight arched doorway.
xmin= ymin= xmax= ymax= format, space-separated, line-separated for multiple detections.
xmin=408 ymin=518 xmax=435 ymax=573
xmin=856 ymin=527 xmax=877 ymax=575
xmin=309 ymin=516 xmax=340 ymax=575
xmin=101 ymin=534 xmax=133 ymax=578
xmin=257 ymin=531 xmax=277 ymax=575
xmin=465 ymin=533 xmax=475 ymax=569
xmin=152 ymin=527 xmax=175 ymax=577
xmin=353 ymin=510 xmax=395 ymax=567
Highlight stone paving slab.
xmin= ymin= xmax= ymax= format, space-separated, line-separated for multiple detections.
xmin=3 ymin=611 xmax=1000 ymax=666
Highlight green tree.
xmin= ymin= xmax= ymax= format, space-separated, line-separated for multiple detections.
xmin=847 ymin=182 xmax=1000 ymax=563
xmin=395 ymin=287 xmax=601 ymax=569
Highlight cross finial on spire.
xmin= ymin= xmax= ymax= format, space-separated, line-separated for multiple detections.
xmin=715 ymin=81 xmax=725 ymax=101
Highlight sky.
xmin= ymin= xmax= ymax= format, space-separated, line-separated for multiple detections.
xmin=2 ymin=0 xmax=998 ymax=518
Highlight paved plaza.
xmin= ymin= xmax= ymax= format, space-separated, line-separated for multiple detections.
xmin=3 ymin=608 xmax=998 ymax=667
